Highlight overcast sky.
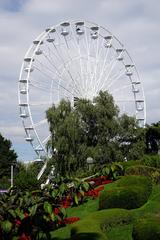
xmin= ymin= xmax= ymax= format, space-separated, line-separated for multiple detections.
xmin=0 ymin=0 xmax=160 ymax=161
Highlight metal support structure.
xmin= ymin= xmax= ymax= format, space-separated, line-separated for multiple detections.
xmin=11 ymin=165 xmax=14 ymax=188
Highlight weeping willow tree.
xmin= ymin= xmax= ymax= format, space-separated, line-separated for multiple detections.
xmin=46 ymin=91 xmax=145 ymax=176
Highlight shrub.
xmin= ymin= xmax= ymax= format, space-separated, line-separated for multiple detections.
xmin=140 ymin=154 xmax=160 ymax=168
xmin=0 ymin=188 xmax=66 ymax=239
xmin=99 ymin=175 xmax=152 ymax=210
xmin=125 ymin=165 xmax=156 ymax=176
xmin=120 ymin=160 xmax=141 ymax=169
xmin=71 ymin=232 xmax=106 ymax=240
xmin=116 ymin=175 xmax=152 ymax=193
xmin=151 ymin=171 xmax=160 ymax=184
xmin=132 ymin=215 xmax=160 ymax=240
xmin=0 ymin=176 xmax=10 ymax=189
xmin=14 ymin=170 xmax=40 ymax=191
xmin=71 ymin=208 xmax=132 ymax=240
xmin=125 ymin=165 xmax=160 ymax=184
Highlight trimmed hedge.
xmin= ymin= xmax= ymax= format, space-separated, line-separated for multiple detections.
xmin=71 ymin=208 xmax=132 ymax=240
xmin=132 ymin=215 xmax=160 ymax=240
xmin=125 ymin=165 xmax=157 ymax=176
xmin=71 ymin=232 xmax=106 ymax=240
xmin=125 ymin=165 xmax=160 ymax=184
xmin=99 ymin=175 xmax=152 ymax=210
xmin=140 ymin=154 xmax=160 ymax=168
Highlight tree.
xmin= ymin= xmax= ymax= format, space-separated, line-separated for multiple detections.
xmin=0 ymin=133 xmax=17 ymax=179
xmin=47 ymin=100 xmax=84 ymax=176
xmin=117 ymin=114 xmax=146 ymax=160
xmin=46 ymin=91 xmax=145 ymax=176
xmin=145 ymin=122 xmax=160 ymax=154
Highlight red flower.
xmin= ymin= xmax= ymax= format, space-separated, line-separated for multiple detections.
xmin=54 ymin=208 xmax=60 ymax=215
xmin=96 ymin=186 xmax=104 ymax=192
xmin=19 ymin=233 xmax=31 ymax=240
xmin=61 ymin=199 xmax=71 ymax=208
xmin=102 ymin=180 xmax=112 ymax=185
xmin=15 ymin=219 xmax=21 ymax=226
xmin=63 ymin=217 xmax=80 ymax=224
xmin=24 ymin=212 xmax=29 ymax=218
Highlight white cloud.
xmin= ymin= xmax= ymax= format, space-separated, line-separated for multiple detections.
xmin=0 ymin=126 xmax=24 ymax=138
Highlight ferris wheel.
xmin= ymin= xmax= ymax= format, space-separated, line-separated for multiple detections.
xmin=18 ymin=20 xmax=146 ymax=179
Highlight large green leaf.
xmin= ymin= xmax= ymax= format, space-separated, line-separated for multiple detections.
xmin=74 ymin=194 xmax=78 ymax=205
xmin=59 ymin=183 xmax=66 ymax=195
xmin=79 ymin=189 xmax=84 ymax=197
xmin=82 ymin=181 xmax=89 ymax=192
xmin=102 ymin=167 xmax=110 ymax=176
xmin=8 ymin=209 xmax=16 ymax=218
xmin=15 ymin=208 xmax=24 ymax=220
xmin=60 ymin=207 xmax=66 ymax=217
xmin=43 ymin=201 xmax=52 ymax=214
xmin=50 ymin=212 xmax=55 ymax=221
xmin=29 ymin=204 xmax=38 ymax=216
xmin=1 ymin=220 xmax=12 ymax=233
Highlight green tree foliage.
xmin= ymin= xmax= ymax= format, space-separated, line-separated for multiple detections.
xmin=118 ymin=114 xmax=146 ymax=160
xmin=46 ymin=91 xmax=145 ymax=176
xmin=14 ymin=167 xmax=40 ymax=191
xmin=145 ymin=121 xmax=160 ymax=154
xmin=13 ymin=161 xmax=46 ymax=191
xmin=0 ymin=133 xmax=17 ymax=178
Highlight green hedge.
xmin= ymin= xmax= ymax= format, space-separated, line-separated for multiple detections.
xmin=125 ymin=165 xmax=157 ymax=176
xmin=116 ymin=175 xmax=151 ymax=187
xmin=125 ymin=165 xmax=160 ymax=184
xmin=71 ymin=208 xmax=132 ymax=240
xmin=140 ymin=154 xmax=160 ymax=168
xmin=132 ymin=215 xmax=160 ymax=240
xmin=120 ymin=160 xmax=142 ymax=169
xmin=71 ymin=232 xmax=106 ymax=240
xmin=99 ymin=176 xmax=152 ymax=210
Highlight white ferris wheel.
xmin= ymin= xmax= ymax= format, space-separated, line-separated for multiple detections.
xmin=18 ymin=20 xmax=146 ymax=179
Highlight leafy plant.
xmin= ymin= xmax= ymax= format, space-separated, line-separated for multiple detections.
xmin=101 ymin=162 xmax=124 ymax=180
xmin=0 ymin=188 xmax=66 ymax=239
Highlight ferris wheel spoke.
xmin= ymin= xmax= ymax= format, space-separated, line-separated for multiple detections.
xmin=35 ymin=53 xmax=83 ymax=97
xmin=70 ymin=25 xmax=86 ymax=93
xmin=30 ymin=102 xmax=51 ymax=106
xmin=110 ymin=83 xmax=131 ymax=94
xmin=41 ymin=52 xmax=82 ymax=95
xmin=41 ymin=47 xmax=83 ymax=94
xmin=92 ymin=37 xmax=106 ymax=93
xmin=96 ymin=37 xmax=113 ymax=89
xmin=42 ymin=51 xmax=64 ymax=76
xmin=31 ymin=81 xmax=71 ymax=103
xmin=105 ymin=56 xmax=121 ymax=84
xmin=31 ymin=67 xmax=77 ymax=97
xmin=35 ymin=55 xmax=67 ymax=82
xmin=96 ymin=56 xmax=115 ymax=91
xmin=89 ymin=30 xmax=100 ymax=92
xmin=50 ymin=42 xmax=83 ymax=96
xmin=33 ymin=119 xmax=48 ymax=128
xmin=30 ymin=79 xmax=54 ymax=91
xmin=105 ymin=68 xmax=125 ymax=90
xmin=42 ymin=134 xmax=51 ymax=145
xmin=83 ymin=25 xmax=92 ymax=93
xmin=116 ymin=99 xmax=135 ymax=102
xmin=33 ymin=60 xmax=58 ymax=80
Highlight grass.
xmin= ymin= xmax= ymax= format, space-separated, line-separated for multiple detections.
xmin=51 ymin=182 xmax=160 ymax=240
